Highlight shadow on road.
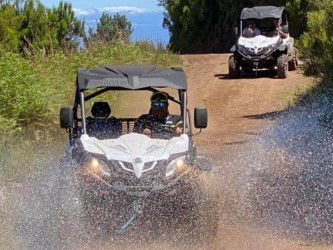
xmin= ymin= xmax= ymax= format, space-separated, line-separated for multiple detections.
xmin=214 ymin=70 xmax=278 ymax=80
xmin=223 ymin=140 xmax=249 ymax=145
xmin=243 ymin=110 xmax=289 ymax=120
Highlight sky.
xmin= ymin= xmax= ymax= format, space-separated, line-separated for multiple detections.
xmin=40 ymin=0 xmax=170 ymax=44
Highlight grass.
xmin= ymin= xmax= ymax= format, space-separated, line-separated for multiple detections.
xmin=279 ymin=70 xmax=333 ymax=134
xmin=285 ymin=76 xmax=320 ymax=108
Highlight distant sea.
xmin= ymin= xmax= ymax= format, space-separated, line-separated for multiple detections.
xmin=77 ymin=11 xmax=170 ymax=45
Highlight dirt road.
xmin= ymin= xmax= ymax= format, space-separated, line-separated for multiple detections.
xmin=182 ymin=54 xmax=311 ymax=155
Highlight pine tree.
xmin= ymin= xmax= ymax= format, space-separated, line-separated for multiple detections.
xmin=88 ymin=12 xmax=133 ymax=43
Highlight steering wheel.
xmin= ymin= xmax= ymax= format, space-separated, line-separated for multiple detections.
xmin=154 ymin=124 xmax=175 ymax=133
xmin=145 ymin=123 xmax=175 ymax=139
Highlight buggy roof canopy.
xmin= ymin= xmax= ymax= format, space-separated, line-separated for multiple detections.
xmin=76 ymin=65 xmax=187 ymax=90
xmin=241 ymin=6 xmax=285 ymax=20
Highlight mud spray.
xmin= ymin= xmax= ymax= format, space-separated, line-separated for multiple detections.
xmin=1 ymin=96 xmax=333 ymax=250
xmin=215 ymin=94 xmax=333 ymax=249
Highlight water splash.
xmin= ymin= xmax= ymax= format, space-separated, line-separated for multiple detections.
xmin=2 ymin=95 xmax=333 ymax=249
xmin=242 ymin=94 xmax=333 ymax=243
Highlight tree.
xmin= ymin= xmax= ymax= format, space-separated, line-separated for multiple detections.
xmin=52 ymin=1 xmax=85 ymax=50
xmin=297 ymin=0 xmax=333 ymax=76
xmin=88 ymin=12 xmax=133 ymax=43
xmin=159 ymin=0 xmax=253 ymax=53
xmin=20 ymin=0 xmax=85 ymax=54
xmin=0 ymin=3 xmax=22 ymax=52
xmin=20 ymin=0 xmax=51 ymax=53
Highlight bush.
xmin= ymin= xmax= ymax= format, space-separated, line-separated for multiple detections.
xmin=0 ymin=52 xmax=52 ymax=136
xmin=297 ymin=3 xmax=333 ymax=79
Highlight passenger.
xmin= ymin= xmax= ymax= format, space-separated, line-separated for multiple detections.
xmin=133 ymin=92 xmax=182 ymax=138
xmin=242 ymin=20 xmax=261 ymax=38
xmin=267 ymin=18 xmax=288 ymax=38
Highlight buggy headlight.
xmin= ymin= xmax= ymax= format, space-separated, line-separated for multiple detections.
xmin=165 ymin=156 xmax=188 ymax=177
xmin=87 ymin=157 xmax=111 ymax=176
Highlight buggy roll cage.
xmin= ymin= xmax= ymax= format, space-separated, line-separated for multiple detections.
xmin=71 ymin=87 xmax=189 ymax=136
xmin=239 ymin=6 xmax=288 ymax=37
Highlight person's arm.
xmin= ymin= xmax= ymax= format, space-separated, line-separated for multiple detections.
xmin=172 ymin=116 xmax=183 ymax=135
xmin=133 ymin=115 xmax=146 ymax=133
xmin=243 ymin=27 xmax=253 ymax=37
xmin=134 ymin=115 xmax=156 ymax=136
xmin=254 ymin=27 xmax=261 ymax=36
xmin=278 ymin=28 xmax=288 ymax=38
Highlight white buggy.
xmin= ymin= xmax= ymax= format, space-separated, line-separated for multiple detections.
xmin=59 ymin=65 xmax=219 ymax=240
xmin=229 ymin=6 xmax=298 ymax=78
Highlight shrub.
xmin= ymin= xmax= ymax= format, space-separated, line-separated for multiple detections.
xmin=0 ymin=52 xmax=52 ymax=136
xmin=297 ymin=2 xmax=333 ymax=79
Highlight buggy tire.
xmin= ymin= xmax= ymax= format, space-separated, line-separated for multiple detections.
xmin=241 ymin=64 xmax=253 ymax=73
xmin=288 ymin=50 xmax=298 ymax=71
xmin=277 ymin=54 xmax=288 ymax=78
xmin=228 ymin=55 xmax=239 ymax=78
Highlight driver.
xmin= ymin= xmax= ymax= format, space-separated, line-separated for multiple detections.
xmin=243 ymin=20 xmax=261 ymax=38
xmin=133 ymin=92 xmax=183 ymax=137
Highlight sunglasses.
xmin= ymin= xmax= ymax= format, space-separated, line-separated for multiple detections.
xmin=152 ymin=102 xmax=167 ymax=108
xmin=150 ymin=92 xmax=168 ymax=102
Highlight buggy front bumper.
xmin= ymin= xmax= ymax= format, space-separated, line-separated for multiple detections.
xmin=67 ymin=165 xmax=200 ymax=198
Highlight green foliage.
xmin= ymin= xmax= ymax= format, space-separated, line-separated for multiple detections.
xmin=285 ymin=0 xmax=309 ymax=38
xmin=159 ymin=0 xmax=260 ymax=53
xmin=297 ymin=1 xmax=333 ymax=77
xmin=285 ymin=0 xmax=331 ymax=39
xmin=88 ymin=12 xmax=133 ymax=43
xmin=0 ymin=4 xmax=22 ymax=52
xmin=0 ymin=52 xmax=52 ymax=136
xmin=20 ymin=0 xmax=50 ymax=53
xmin=52 ymin=1 xmax=85 ymax=50
xmin=20 ymin=0 xmax=85 ymax=54
xmin=0 ymin=0 xmax=85 ymax=54
xmin=30 ymin=41 xmax=179 ymax=105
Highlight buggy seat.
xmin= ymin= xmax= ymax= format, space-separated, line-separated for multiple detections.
xmin=86 ymin=101 xmax=121 ymax=139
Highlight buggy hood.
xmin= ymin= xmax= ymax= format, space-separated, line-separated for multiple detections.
xmin=238 ymin=35 xmax=285 ymax=51
xmin=241 ymin=6 xmax=285 ymax=20
xmin=80 ymin=133 xmax=189 ymax=178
